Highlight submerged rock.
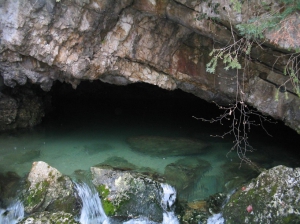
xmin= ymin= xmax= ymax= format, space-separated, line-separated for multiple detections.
xmin=82 ymin=142 xmax=114 ymax=155
xmin=223 ymin=165 xmax=300 ymax=223
xmin=98 ymin=156 xmax=137 ymax=171
xmin=19 ymin=211 xmax=79 ymax=224
xmin=164 ymin=157 xmax=211 ymax=195
xmin=127 ymin=136 xmax=209 ymax=156
xmin=22 ymin=161 xmax=77 ymax=215
xmin=3 ymin=149 xmax=40 ymax=164
xmin=91 ymin=165 xmax=164 ymax=222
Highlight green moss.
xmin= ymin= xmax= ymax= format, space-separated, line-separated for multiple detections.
xmin=24 ymin=180 xmax=49 ymax=207
xmin=282 ymin=214 xmax=300 ymax=224
xmin=96 ymin=185 xmax=116 ymax=216
xmin=97 ymin=185 xmax=109 ymax=198
xmin=102 ymin=200 xmax=115 ymax=216
xmin=270 ymin=184 xmax=277 ymax=196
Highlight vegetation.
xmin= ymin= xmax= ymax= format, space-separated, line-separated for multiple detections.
xmin=96 ymin=185 xmax=116 ymax=216
xmin=201 ymin=0 xmax=300 ymax=165
xmin=24 ymin=180 xmax=49 ymax=208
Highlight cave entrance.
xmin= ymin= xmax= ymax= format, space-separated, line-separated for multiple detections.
xmin=1 ymin=80 xmax=299 ymax=202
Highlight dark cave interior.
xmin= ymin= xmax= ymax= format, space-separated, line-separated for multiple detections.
xmin=45 ymin=80 xmax=299 ymax=159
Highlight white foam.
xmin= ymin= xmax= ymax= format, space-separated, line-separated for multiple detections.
xmin=0 ymin=200 xmax=24 ymax=224
xmin=75 ymin=182 xmax=109 ymax=224
xmin=207 ymin=213 xmax=224 ymax=224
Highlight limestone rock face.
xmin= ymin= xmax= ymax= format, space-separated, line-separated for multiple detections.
xmin=23 ymin=161 xmax=76 ymax=214
xmin=0 ymin=0 xmax=300 ymax=132
xmin=223 ymin=165 xmax=300 ymax=224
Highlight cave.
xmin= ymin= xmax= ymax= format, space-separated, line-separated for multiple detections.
xmin=1 ymin=0 xmax=300 ymax=222
xmin=1 ymin=80 xmax=299 ymax=193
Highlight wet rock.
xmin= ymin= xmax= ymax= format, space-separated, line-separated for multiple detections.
xmin=164 ymin=157 xmax=211 ymax=195
xmin=176 ymin=200 xmax=209 ymax=224
xmin=94 ymin=157 xmax=165 ymax=183
xmin=19 ymin=211 xmax=79 ymax=224
xmin=223 ymin=165 xmax=300 ymax=223
xmin=91 ymin=165 xmax=164 ymax=222
xmin=206 ymin=192 xmax=226 ymax=215
xmin=0 ymin=172 xmax=21 ymax=202
xmin=22 ymin=161 xmax=77 ymax=215
xmin=127 ymin=136 xmax=210 ymax=156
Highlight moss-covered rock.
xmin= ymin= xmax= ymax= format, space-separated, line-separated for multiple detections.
xmin=91 ymin=165 xmax=164 ymax=222
xmin=22 ymin=161 xmax=77 ymax=214
xmin=96 ymin=184 xmax=116 ymax=216
xmin=223 ymin=165 xmax=300 ymax=223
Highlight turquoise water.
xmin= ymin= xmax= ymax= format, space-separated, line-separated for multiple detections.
xmin=0 ymin=82 xmax=299 ymax=202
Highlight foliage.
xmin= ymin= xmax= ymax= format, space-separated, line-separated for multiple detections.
xmin=206 ymin=39 xmax=251 ymax=74
xmin=201 ymin=0 xmax=300 ymax=164
xmin=234 ymin=0 xmax=300 ymax=97
xmin=236 ymin=0 xmax=300 ymax=40
xmin=230 ymin=0 xmax=242 ymax=13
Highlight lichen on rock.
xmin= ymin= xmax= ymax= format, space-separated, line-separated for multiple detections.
xmin=22 ymin=161 xmax=77 ymax=214
xmin=223 ymin=165 xmax=300 ymax=223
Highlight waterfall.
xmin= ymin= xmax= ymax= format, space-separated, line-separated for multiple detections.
xmin=160 ymin=183 xmax=179 ymax=224
xmin=75 ymin=182 xmax=110 ymax=224
xmin=75 ymin=182 xmax=179 ymax=224
xmin=0 ymin=200 xmax=24 ymax=224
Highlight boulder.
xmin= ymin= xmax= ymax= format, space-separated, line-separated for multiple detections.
xmin=91 ymin=165 xmax=164 ymax=222
xmin=127 ymin=136 xmax=210 ymax=156
xmin=223 ymin=165 xmax=300 ymax=224
xmin=22 ymin=161 xmax=77 ymax=215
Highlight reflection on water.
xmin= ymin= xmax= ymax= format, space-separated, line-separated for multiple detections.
xmin=0 ymin=82 xmax=299 ymax=203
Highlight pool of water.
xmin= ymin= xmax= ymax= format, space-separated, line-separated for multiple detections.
xmin=0 ymin=82 xmax=299 ymax=202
